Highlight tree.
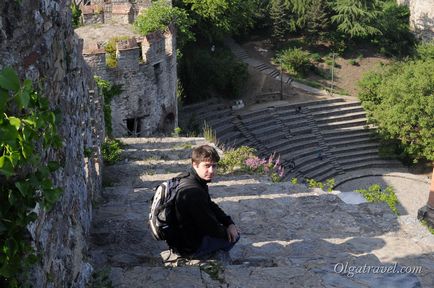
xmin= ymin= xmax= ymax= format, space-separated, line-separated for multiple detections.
xmin=305 ymin=0 xmax=331 ymax=44
xmin=373 ymin=1 xmax=415 ymax=57
xmin=179 ymin=0 xmax=260 ymax=40
xmin=331 ymin=0 xmax=381 ymax=39
xmin=269 ymin=0 xmax=292 ymax=44
xmin=358 ymin=59 xmax=434 ymax=163
xmin=134 ymin=0 xmax=195 ymax=49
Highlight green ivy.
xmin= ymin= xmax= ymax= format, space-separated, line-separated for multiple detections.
xmin=0 ymin=67 xmax=62 ymax=287
xmin=93 ymin=76 xmax=122 ymax=137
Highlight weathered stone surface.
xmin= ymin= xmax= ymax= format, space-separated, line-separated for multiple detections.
xmin=398 ymin=0 xmax=434 ymax=40
xmin=0 ymin=1 xmax=104 ymax=287
xmin=90 ymin=137 xmax=434 ymax=288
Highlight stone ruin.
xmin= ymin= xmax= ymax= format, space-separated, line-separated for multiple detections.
xmin=398 ymin=0 xmax=434 ymax=41
xmin=80 ymin=0 xmax=152 ymax=25
xmin=78 ymin=0 xmax=178 ymax=137
xmin=82 ymin=28 xmax=177 ymax=136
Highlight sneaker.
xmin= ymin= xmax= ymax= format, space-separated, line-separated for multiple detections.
xmin=160 ymin=249 xmax=182 ymax=263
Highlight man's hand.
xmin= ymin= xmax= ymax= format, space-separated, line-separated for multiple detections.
xmin=226 ymin=224 xmax=239 ymax=243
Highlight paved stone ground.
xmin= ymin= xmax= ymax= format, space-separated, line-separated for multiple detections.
xmin=89 ymin=137 xmax=434 ymax=287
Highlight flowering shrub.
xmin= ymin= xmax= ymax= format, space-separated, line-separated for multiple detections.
xmin=245 ymin=152 xmax=285 ymax=182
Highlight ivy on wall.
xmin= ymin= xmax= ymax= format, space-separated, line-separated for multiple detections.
xmin=0 ymin=67 xmax=62 ymax=287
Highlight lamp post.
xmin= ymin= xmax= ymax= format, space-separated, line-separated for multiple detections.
xmin=280 ymin=58 xmax=283 ymax=100
xmin=330 ymin=52 xmax=336 ymax=96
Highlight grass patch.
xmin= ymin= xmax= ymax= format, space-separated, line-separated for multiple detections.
xmin=420 ymin=219 xmax=434 ymax=235
xmin=200 ymin=261 xmax=225 ymax=283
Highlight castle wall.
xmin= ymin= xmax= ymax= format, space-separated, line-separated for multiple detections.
xmin=83 ymin=28 xmax=177 ymax=137
xmin=81 ymin=0 xmax=152 ymax=25
xmin=398 ymin=0 xmax=434 ymax=40
xmin=0 ymin=1 xmax=103 ymax=287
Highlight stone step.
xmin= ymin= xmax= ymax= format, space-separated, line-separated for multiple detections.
xmin=311 ymin=105 xmax=364 ymax=118
xmin=334 ymin=148 xmax=379 ymax=162
xmin=321 ymin=125 xmax=374 ymax=138
xmin=307 ymin=100 xmax=362 ymax=113
xmin=274 ymin=98 xmax=346 ymax=112
xmin=341 ymin=158 xmax=402 ymax=171
xmin=303 ymin=162 xmax=338 ymax=181
xmin=314 ymin=111 xmax=367 ymax=125
xmin=266 ymin=134 xmax=317 ymax=152
xmin=327 ymin=136 xmax=376 ymax=148
xmin=331 ymin=142 xmax=379 ymax=154
xmin=323 ymin=131 xmax=376 ymax=143
xmin=317 ymin=118 xmax=368 ymax=130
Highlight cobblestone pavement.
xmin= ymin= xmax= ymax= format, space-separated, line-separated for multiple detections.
xmin=90 ymin=137 xmax=434 ymax=288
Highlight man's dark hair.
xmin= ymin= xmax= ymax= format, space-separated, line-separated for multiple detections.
xmin=192 ymin=145 xmax=220 ymax=164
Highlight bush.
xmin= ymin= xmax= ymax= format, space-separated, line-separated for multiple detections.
xmin=133 ymin=0 xmax=194 ymax=49
xmin=104 ymin=36 xmax=130 ymax=68
xmin=219 ymin=146 xmax=256 ymax=173
xmin=276 ymin=48 xmax=313 ymax=77
xmin=356 ymin=184 xmax=399 ymax=215
xmin=416 ymin=41 xmax=434 ymax=60
xmin=102 ymin=138 xmax=124 ymax=165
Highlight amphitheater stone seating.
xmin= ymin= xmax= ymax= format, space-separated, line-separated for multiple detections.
xmin=180 ymin=98 xmax=404 ymax=183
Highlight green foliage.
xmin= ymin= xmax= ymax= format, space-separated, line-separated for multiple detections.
xmin=87 ymin=267 xmax=113 ymax=288
xmin=219 ymin=146 xmax=256 ymax=173
xmin=179 ymin=46 xmax=248 ymax=102
xmin=306 ymin=178 xmax=324 ymax=189
xmin=373 ymin=1 xmax=415 ymax=57
xmin=269 ymin=0 xmax=292 ymax=44
xmin=181 ymin=0 xmax=259 ymax=39
xmin=420 ymin=219 xmax=434 ymax=235
xmin=415 ymin=41 xmax=434 ymax=60
xmin=202 ymin=121 xmax=217 ymax=144
xmin=172 ymin=127 xmax=182 ymax=137
xmin=290 ymin=178 xmax=298 ymax=184
xmin=357 ymin=59 xmax=434 ymax=162
xmin=0 ymin=67 xmax=62 ymax=287
xmin=331 ymin=0 xmax=381 ymax=39
xmin=304 ymin=0 xmax=332 ymax=44
xmin=104 ymin=36 xmax=130 ymax=68
xmin=71 ymin=2 xmax=82 ymax=29
xmin=276 ymin=47 xmax=313 ymax=77
xmin=356 ymin=184 xmax=399 ymax=215
xmin=101 ymin=138 xmax=124 ymax=165
xmin=94 ymin=76 xmax=122 ymax=137
xmin=134 ymin=0 xmax=195 ymax=49
xmin=306 ymin=178 xmax=335 ymax=191
xmin=244 ymin=152 xmax=285 ymax=182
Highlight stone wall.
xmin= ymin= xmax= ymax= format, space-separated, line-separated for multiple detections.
xmin=81 ymin=0 xmax=152 ymax=25
xmin=0 ymin=1 xmax=103 ymax=287
xmin=83 ymin=28 xmax=177 ymax=137
xmin=398 ymin=0 xmax=434 ymax=40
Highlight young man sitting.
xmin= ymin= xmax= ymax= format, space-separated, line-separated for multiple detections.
xmin=164 ymin=144 xmax=240 ymax=262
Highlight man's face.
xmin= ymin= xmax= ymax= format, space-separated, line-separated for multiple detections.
xmin=193 ymin=160 xmax=217 ymax=181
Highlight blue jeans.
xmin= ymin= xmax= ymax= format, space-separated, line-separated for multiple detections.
xmin=192 ymin=234 xmax=240 ymax=258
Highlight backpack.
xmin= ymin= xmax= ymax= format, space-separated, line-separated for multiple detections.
xmin=148 ymin=174 xmax=189 ymax=242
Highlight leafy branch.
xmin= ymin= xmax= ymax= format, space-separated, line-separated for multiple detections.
xmin=0 ymin=67 xmax=63 ymax=287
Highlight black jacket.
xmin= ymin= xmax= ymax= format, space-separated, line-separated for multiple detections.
xmin=172 ymin=169 xmax=234 ymax=255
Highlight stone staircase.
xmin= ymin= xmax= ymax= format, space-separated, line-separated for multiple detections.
xmin=89 ymin=137 xmax=434 ymax=288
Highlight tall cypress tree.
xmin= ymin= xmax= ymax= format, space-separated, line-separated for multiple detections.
xmin=269 ymin=0 xmax=291 ymax=45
